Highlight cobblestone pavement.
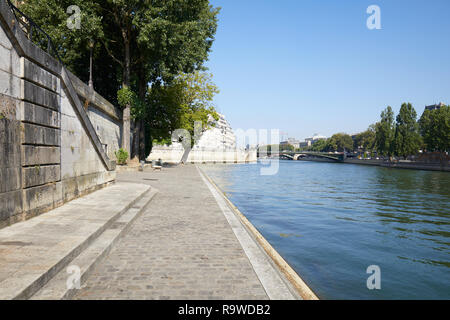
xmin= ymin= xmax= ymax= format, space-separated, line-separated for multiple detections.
xmin=73 ymin=165 xmax=269 ymax=300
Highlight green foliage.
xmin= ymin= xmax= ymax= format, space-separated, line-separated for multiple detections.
xmin=419 ymin=105 xmax=450 ymax=152
xmin=354 ymin=125 xmax=376 ymax=151
xmin=20 ymin=0 xmax=120 ymax=104
xmin=20 ymin=0 xmax=104 ymax=66
xmin=147 ymin=71 xmax=219 ymax=148
xmin=176 ymin=71 xmax=219 ymax=145
xmin=309 ymin=139 xmax=328 ymax=152
xmin=115 ymin=148 xmax=129 ymax=165
xmin=327 ymin=133 xmax=354 ymax=152
xmin=374 ymin=106 xmax=395 ymax=156
xmin=135 ymin=1 xmax=221 ymax=84
xmin=117 ymin=86 xmax=148 ymax=120
xmin=280 ymin=144 xmax=294 ymax=152
xmin=152 ymin=138 xmax=173 ymax=146
xmin=117 ymin=87 xmax=136 ymax=108
xmin=393 ymin=103 xmax=422 ymax=158
xmin=145 ymin=83 xmax=184 ymax=144
xmin=130 ymin=96 xmax=148 ymax=120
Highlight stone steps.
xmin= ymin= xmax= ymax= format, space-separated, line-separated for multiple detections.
xmin=30 ymin=188 xmax=157 ymax=300
xmin=0 ymin=182 xmax=156 ymax=300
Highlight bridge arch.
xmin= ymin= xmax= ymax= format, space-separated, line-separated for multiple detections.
xmin=278 ymin=151 xmax=345 ymax=162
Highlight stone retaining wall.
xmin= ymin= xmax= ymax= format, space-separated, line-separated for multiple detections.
xmin=148 ymin=144 xmax=257 ymax=164
xmin=0 ymin=1 xmax=121 ymax=228
xmin=0 ymin=20 xmax=25 ymax=227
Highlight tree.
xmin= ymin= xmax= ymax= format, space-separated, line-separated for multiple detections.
xmin=310 ymin=139 xmax=328 ymax=152
xmin=327 ymin=133 xmax=353 ymax=152
xmin=419 ymin=105 xmax=450 ymax=152
xmin=175 ymin=71 xmax=220 ymax=144
xmin=20 ymin=0 xmax=104 ymax=67
xmin=393 ymin=103 xmax=422 ymax=158
xmin=21 ymin=0 xmax=220 ymax=161
xmin=280 ymin=144 xmax=294 ymax=152
xmin=107 ymin=0 xmax=220 ymax=160
xmin=145 ymin=71 xmax=219 ymax=157
xmin=19 ymin=1 xmax=120 ymax=101
xmin=374 ymin=106 xmax=395 ymax=156
xmin=354 ymin=125 xmax=376 ymax=152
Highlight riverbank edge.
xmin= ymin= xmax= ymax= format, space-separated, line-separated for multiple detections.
xmin=197 ymin=166 xmax=319 ymax=300
xmin=297 ymin=158 xmax=450 ymax=172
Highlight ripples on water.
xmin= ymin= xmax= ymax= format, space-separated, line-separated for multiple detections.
xmin=201 ymin=160 xmax=450 ymax=299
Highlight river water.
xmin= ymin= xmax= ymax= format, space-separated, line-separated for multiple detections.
xmin=201 ymin=160 xmax=450 ymax=299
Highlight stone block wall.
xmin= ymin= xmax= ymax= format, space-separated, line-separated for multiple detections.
xmin=60 ymin=87 xmax=115 ymax=201
xmin=19 ymin=56 xmax=63 ymax=218
xmin=0 ymin=1 xmax=119 ymax=228
xmin=0 ymin=22 xmax=24 ymax=227
xmin=67 ymin=70 xmax=123 ymax=161
xmin=87 ymin=107 xmax=122 ymax=160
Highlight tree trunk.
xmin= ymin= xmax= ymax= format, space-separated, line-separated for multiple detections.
xmin=136 ymin=64 xmax=147 ymax=161
xmin=121 ymin=28 xmax=131 ymax=160
xmin=139 ymin=119 xmax=146 ymax=160
xmin=131 ymin=120 xmax=140 ymax=160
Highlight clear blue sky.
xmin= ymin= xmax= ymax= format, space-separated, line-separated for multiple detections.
xmin=205 ymin=0 xmax=450 ymax=141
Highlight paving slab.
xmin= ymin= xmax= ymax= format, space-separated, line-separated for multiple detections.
xmin=0 ymin=182 xmax=150 ymax=299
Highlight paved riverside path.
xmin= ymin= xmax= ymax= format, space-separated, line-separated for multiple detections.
xmin=73 ymin=165 xmax=277 ymax=300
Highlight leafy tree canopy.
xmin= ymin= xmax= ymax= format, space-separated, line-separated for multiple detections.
xmin=309 ymin=139 xmax=328 ymax=152
xmin=20 ymin=0 xmax=104 ymax=66
xmin=374 ymin=106 xmax=395 ymax=156
xmin=419 ymin=105 xmax=450 ymax=152
xmin=393 ymin=103 xmax=422 ymax=158
xmin=146 ymin=71 xmax=219 ymax=149
xmin=327 ymin=133 xmax=354 ymax=152
xmin=354 ymin=125 xmax=376 ymax=151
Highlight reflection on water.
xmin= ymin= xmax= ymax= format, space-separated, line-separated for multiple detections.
xmin=201 ymin=160 xmax=450 ymax=299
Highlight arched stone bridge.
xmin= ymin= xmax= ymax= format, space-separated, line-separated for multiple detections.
xmin=278 ymin=151 xmax=346 ymax=162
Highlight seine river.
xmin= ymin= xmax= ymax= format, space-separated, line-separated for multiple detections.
xmin=201 ymin=160 xmax=450 ymax=299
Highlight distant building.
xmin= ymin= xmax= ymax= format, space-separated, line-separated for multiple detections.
xmin=195 ymin=113 xmax=236 ymax=150
xmin=303 ymin=134 xmax=327 ymax=147
xmin=280 ymin=134 xmax=327 ymax=149
xmin=425 ymin=102 xmax=445 ymax=111
xmin=280 ymin=137 xmax=300 ymax=149
xmin=299 ymin=141 xmax=309 ymax=148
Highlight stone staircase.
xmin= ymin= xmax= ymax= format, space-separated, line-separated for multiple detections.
xmin=0 ymin=182 xmax=157 ymax=300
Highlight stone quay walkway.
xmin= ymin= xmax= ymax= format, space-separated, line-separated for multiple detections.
xmin=73 ymin=165 xmax=298 ymax=300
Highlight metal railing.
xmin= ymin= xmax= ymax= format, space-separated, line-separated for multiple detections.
xmin=6 ymin=0 xmax=63 ymax=64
